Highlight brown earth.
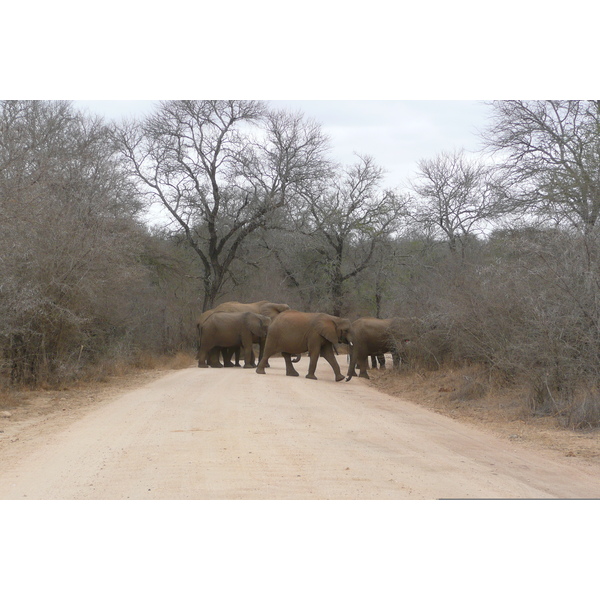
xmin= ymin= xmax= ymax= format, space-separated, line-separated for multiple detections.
xmin=1 ymin=357 xmax=599 ymax=499
xmin=369 ymin=365 xmax=600 ymax=465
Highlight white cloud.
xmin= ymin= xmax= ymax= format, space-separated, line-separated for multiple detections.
xmin=72 ymin=99 xmax=492 ymax=188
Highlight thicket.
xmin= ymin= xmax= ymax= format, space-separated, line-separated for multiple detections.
xmin=2 ymin=99 xmax=600 ymax=429
xmin=381 ymin=230 xmax=600 ymax=428
xmin=384 ymin=101 xmax=600 ymax=428
xmin=0 ymin=101 xmax=197 ymax=386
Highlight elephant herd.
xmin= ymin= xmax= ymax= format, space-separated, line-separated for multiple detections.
xmin=196 ymin=300 xmax=412 ymax=382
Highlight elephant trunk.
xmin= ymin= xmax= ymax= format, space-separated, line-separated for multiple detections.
xmin=345 ymin=340 xmax=356 ymax=381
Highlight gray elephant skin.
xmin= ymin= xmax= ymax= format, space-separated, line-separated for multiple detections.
xmin=346 ymin=317 xmax=413 ymax=381
xmin=197 ymin=311 xmax=271 ymax=368
xmin=256 ymin=310 xmax=351 ymax=381
xmin=203 ymin=301 xmax=290 ymax=321
xmin=196 ymin=301 xmax=290 ymax=366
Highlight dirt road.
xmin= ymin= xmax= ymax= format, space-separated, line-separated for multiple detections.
xmin=1 ymin=358 xmax=600 ymax=499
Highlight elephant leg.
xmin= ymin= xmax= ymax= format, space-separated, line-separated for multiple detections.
xmin=305 ymin=349 xmax=319 ymax=380
xmin=370 ymin=354 xmax=378 ymax=369
xmin=197 ymin=347 xmax=209 ymax=368
xmin=256 ymin=346 xmax=273 ymax=375
xmin=245 ymin=346 xmax=257 ymax=368
xmin=357 ymin=352 xmax=370 ymax=379
xmin=378 ymin=353 xmax=386 ymax=369
xmin=234 ymin=346 xmax=242 ymax=367
xmin=222 ymin=347 xmax=236 ymax=368
xmin=257 ymin=339 xmax=270 ymax=367
xmin=208 ymin=347 xmax=223 ymax=368
xmin=256 ymin=332 xmax=284 ymax=374
xmin=282 ymin=352 xmax=300 ymax=376
xmin=247 ymin=343 xmax=261 ymax=368
xmin=241 ymin=333 xmax=255 ymax=369
xmin=321 ymin=344 xmax=344 ymax=382
xmin=346 ymin=346 xmax=358 ymax=380
xmin=198 ymin=345 xmax=220 ymax=369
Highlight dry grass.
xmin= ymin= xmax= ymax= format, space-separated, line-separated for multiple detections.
xmin=131 ymin=351 xmax=196 ymax=371
xmin=0 ymin=351 xmax=196 ymax=409
xmin=0 ymin=390 xmax=13 ymax=410
xmin=80 ymin=351 xmax=196 ymax=383
xmin=367 ymin=364 xmax=600 ymax=463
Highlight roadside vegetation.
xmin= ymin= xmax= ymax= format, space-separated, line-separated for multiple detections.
xmin=2 ymin=100 xmax=600 ymax=430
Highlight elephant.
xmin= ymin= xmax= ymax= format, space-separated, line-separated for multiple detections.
xmin=346 ymin=317 xmax=413 ymax=381
xmin=371 ymin=354 xmax=386 ymax=369
xmin=211 ymin=300 xmax=290 ymax=320
xmin=256 ymin=310 xmax=351 ymax=381
xmin=221 ymin=343 xmax=265 ymax=368
xmin=197 ymin=312 xmax=271 ymax=368
xmin=196 ymin=301 xmax=291 ymax=367
xmin=347 ymin=353 xmax=386 ymax=369
xmin=220 ymin=346 xmax=243 ymax=367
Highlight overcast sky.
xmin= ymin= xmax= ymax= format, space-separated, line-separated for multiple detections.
xmin=74 ymin=99 xmax=492 ymax=189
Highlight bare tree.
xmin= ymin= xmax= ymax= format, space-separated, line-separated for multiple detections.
xmin=299 ymin=155 xmax=407 ymax=316
xmin=483 ymin=100 xmax=600 ymax=234
xmin=114 ymin=101 xmax=331 ymax=310
xmin=0 ymin=100 xmax=151 ymax=384
xmin=409 ymin=149 xmax=504 ymax=257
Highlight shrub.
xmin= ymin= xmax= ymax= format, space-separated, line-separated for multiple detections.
xmin=386 ymin=228 xmax=600 ymax=428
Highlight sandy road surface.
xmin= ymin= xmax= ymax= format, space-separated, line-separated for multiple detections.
xmin=1 ymin=358 xmax=600 ymax=499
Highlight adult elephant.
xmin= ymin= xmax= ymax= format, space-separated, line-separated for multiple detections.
xmin=212 ymin=301 xmax=291 ymax=320
xmin=197 ymin=312 xmax=271 ymax=368
xmin=346 ymin=317 xmax=413 ymax=381
xmin=256 ymin=310 xmax=351 ymax=381
xmin=196 ymin=301 xmax=290 ymax=367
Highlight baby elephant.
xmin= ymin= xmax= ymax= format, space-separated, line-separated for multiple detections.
xmin=346 ymin=317 xmax=412 ymax=380
xmin=197 ymin=312 xmax=271 ymax=368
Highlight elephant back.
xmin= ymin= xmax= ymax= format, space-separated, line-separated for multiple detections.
xmin=211 ymin=300 xmax=290 ymax=320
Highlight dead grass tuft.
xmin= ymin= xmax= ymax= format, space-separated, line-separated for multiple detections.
xmin=87 ymin=351 xmax=196 ymax=381
xmin=0 ymin=390 xmax=13 ymax=410
xmin=0 ymin=351 xmax=196 ymax=391
xmin=447 ymin=368 xmax=490 ymax=402
xmin=366 ymin=365 xmax=600 ymax=463
xmin=159 ymin=351 xmax=197 ymax=370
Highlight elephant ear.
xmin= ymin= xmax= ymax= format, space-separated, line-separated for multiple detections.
xmin=335 ymin=317 xmax=352 ymax=344
xmin=316 ymin=318 xmax=339 ymax=345
xmin=248 ymin=313 xmax=268 ymax=337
